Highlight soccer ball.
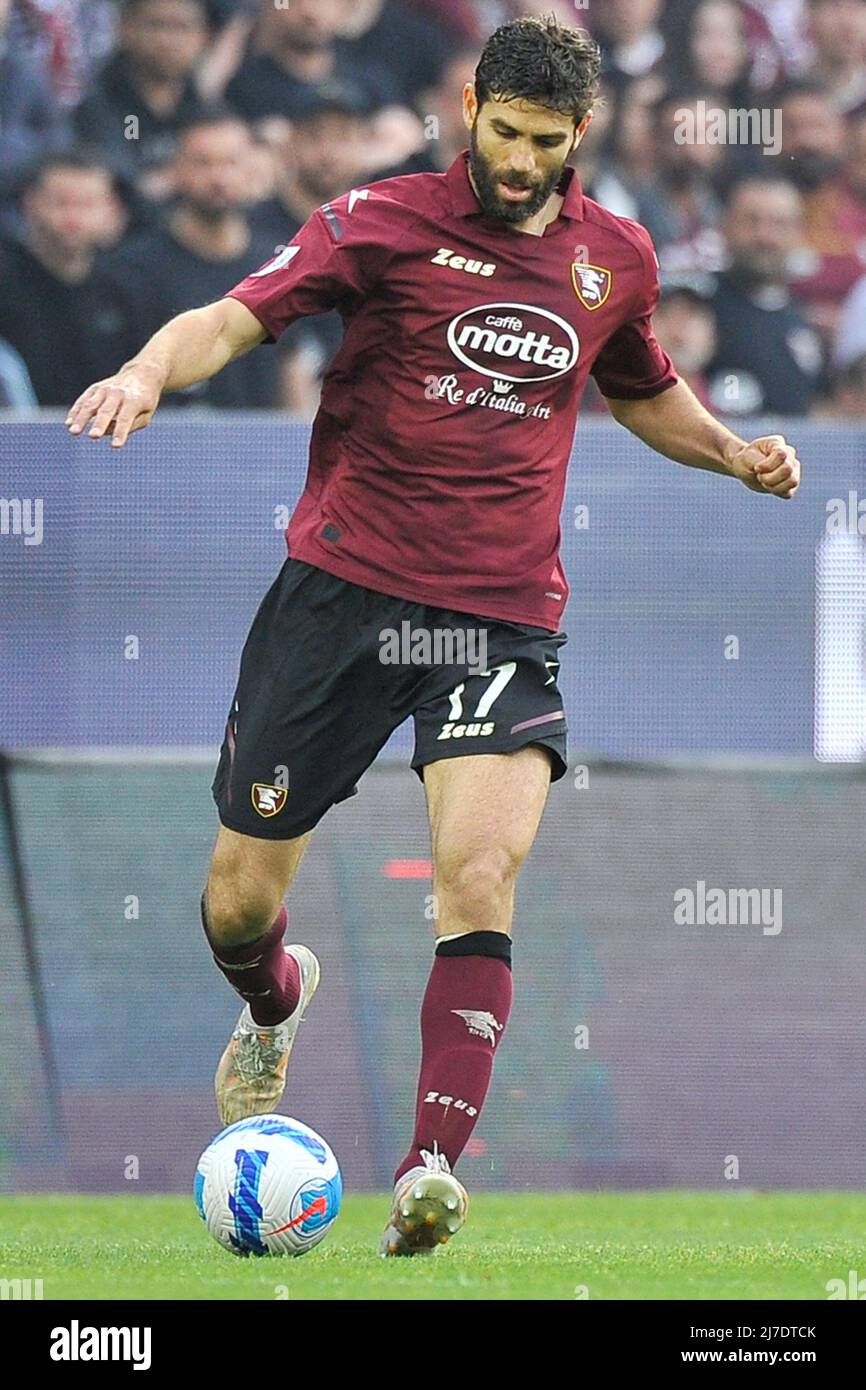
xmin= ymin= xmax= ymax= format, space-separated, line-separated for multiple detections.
xmin=194 ymin=1113 xmax=342 ymax=1257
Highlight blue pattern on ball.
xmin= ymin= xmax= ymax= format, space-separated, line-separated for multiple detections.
xmin=228 ymin=1147 xmax=269 ymax=1255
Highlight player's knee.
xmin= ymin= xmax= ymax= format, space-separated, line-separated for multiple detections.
xmin=436 ymin=845 xmax=520 ymax=930
xmin=203 ymin=867 xmax=281 ymax=947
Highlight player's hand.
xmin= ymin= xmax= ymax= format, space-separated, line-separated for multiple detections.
xmin=65 ymin=363 xmax=164 ymax=449
xmin=727 ymin=434 xmax=800 ymax=499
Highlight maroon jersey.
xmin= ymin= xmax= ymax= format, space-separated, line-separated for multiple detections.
xmin=225 ymin=152 xmax=677 ymax=629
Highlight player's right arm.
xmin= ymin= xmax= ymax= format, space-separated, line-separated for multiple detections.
xmin=66 ymin=297 xmax=267 ymax=448
xmin=68 ymin=187 xmax=397 ymax=447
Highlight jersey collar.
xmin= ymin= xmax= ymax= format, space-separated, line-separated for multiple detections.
xmin=446 ymin=150 xmax=584 ymax=223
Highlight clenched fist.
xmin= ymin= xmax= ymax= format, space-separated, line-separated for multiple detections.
xmin=727 ymin=434 xmax=800 ymax=499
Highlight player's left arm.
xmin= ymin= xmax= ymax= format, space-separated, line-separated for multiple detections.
xmin=605 ymin=377 xmax=800 ymax=499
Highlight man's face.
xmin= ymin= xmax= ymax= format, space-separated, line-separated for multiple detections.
xmin=463 ymin=86 xmax=587 ymax=225
xmin=595 ymin=0 xmax=662 ymax=43
xmin=174 ymin=122 xmax=255 ymax=216
xmin=270 ymin=0 xmax=343 ymax=50
xmin=657 ymin=100 xmax=727 ymax=176
xmin=121 ymin=0 xmax=207 ymax=80
xmin=723 ymin=182 xmax=804 ymax=281
xmin=779 ymin=94 xmax=845 ymax=188
xmin=292 ymin=111 xmax=367 ymax=201
xmin=808 ymin=0 xmax=866 ymax=64
xmin=25 ymin=168 xmax=120 ymax=255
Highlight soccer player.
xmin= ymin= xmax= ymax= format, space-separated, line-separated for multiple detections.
xmin=66 ymin=17 xmax=800 ymax=1256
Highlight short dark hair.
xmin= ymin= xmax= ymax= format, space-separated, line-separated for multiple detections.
xmin=174 ymin=105 xmax=251 ymax=142
xmin=720 ymin=168 xmax=801 ymax=208
xmin=21 ymin=148 xmax=114 ymax=194
xmin=474 ymin=16 xmax=600 ymax=126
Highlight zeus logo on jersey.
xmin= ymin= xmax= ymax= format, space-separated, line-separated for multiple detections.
xmin=447 ymin=303 xmax=579 ymax=383
xmin=431 ymin=247 xmax=497 ymax=277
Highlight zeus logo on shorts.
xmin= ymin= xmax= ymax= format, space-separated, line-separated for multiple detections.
xmin=251 ymin=784 xmax=288 ymax=817
xmin=437 ymin=721 xmax=495 ymax=740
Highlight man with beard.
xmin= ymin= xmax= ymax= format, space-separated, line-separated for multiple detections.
xmin=225 ymin=0 xmax=399 ymax=125
xmin=105 ymin=111 xmax=286 ymax=407
xmin=74 ymin=0 xmax=210 ymax=195
xmin=782 ymin=94 xmax=866 ymax=335
xmin=66 ymin=16 xmax=800 ymax=1257
xmin=707 ymin=173 xmax=825 ymax=414
xmin=633 ymin=90 xmax=736 ymax=277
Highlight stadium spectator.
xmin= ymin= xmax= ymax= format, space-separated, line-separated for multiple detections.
xmin=338 ymin=0 xmax=450 ymax=109
xmin=372 ymin=48 xmax=482 ymax=178
xmin=252 ymin=85 xmax=372 ymax=242
xmin=803 ymin=0 xmax=866 ymax=116
xmin=102 ymin=111 xmax=289 ymax=408
xmin=0 ymin=0 xmax=72 ymax=205
xmin=73 ymin=0 xmax=210 ymax=195
xmin=571 ymin=80 xmax=638 ymax=218
xmin=788 ymin=107 xmax=866 ymax=335
xmin=0 ymin=151 xmax=130 ymax=405
xmin=671 ymin=0 xmax=756 ymax=109
xmin=225 ymin=0 xmax=401 ymax=125
xmin=652 ymin=281 xmax=718 ymax=408
xmin=588 ymin=0 xmax=667 ymax=95
xmin=633 ymin=92 xmax=729 ymax=276
xmin=705 ymin=174 xmax=825 ymax=414
xmin=776 ymin=80 xmax=846 ymax=194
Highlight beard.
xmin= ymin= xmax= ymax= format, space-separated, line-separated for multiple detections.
xmin=786 ymin=151 xmax=843 ymax=192
xmin=468 ymin=124 xmax=565 ymax=225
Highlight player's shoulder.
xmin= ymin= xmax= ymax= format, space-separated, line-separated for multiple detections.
xmin=321 ymin=168 xmax=449 ymax=237
xmin=579 ymin=193 xmax=658 ymax=270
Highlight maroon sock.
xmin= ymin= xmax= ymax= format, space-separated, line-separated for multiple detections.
xmin=394 ymin=933 xmax=513 ymax=1185
xmin=201 ymin=895 xmax=300 ymax=1026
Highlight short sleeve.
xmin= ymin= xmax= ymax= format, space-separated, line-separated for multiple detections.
xmin=223 ymin=189 xmax=401 ymax=342
xmin=590 ymin=222 xmax=679 ymax=400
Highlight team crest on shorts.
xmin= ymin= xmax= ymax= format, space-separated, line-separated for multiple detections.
xmin=251 ymin=783 xmax=288 ymax=817
xmin=571 ymin=262 xmax=612 ymax=310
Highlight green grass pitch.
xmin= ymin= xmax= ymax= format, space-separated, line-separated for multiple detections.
xmin=1 ymin=1193 xmax=863 ymax=1300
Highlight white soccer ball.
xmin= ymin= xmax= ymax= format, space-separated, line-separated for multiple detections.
xmin=194 ymin=1113 xmax=343 ymax=1257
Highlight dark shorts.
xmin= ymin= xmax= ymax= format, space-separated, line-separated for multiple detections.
xmin=212 ymin=558 xmax=568 ymax=840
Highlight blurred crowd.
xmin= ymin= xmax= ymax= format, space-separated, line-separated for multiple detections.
xmin=2 ymin=0 xmax=866 ymax=419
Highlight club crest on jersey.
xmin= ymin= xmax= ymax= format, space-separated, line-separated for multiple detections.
xmin=251 ymin=783 xmax=288 ymax=817
xmin=571 ymin=262 xmax=612 ymax=310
